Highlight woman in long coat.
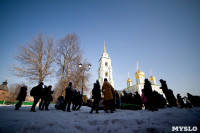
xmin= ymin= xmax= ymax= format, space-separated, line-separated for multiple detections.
xmin=102 ymin=78 xmax=115 ymax=113
xmin=15 ymin=85 xmax=27 ymax=110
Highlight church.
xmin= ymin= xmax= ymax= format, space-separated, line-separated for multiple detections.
xmin=97 ymin=41 xmax=164 ymax=98
xmin=124 ymin=63 xmax=165 ymax=96
xmin=98 ymin=41 xmax=114 ymax=88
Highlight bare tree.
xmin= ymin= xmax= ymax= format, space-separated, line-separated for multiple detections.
xmin=10 ymin=33 xmax=55 ymax=84
xmin=54 ymin=33 xmax=90 ymax=98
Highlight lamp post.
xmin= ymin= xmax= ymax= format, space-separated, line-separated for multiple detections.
xmin=79 ymin=63 xmax=91 ymax=104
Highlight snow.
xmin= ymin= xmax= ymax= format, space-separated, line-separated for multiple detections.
xmin=0 ymin=105 xmax=199 ymax=133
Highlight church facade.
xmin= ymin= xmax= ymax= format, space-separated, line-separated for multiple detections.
xmin=124 ymin=66 xmax=165 ymax=97
xmin=98 ymin=41 xmax=114 ymax=88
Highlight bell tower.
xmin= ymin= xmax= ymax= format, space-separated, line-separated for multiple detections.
xmin=98 ymin=41 xmax=114 ymax=87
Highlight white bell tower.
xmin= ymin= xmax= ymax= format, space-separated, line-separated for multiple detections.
xmin=98 ymin=41 xmax=114 ymax=88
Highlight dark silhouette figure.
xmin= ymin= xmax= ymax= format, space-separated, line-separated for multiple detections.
xmin=122 ymin=90 xmax=128 ymax=103
xmin=155 ymin=91 xmax=166 ymax=109
xmin=15 ymin=85 xmax=27 ymax=110
xmin=72 ymin=88 xmax=78 ymax=110
xmin=168 ymin=89 xmax=177 ymax=107
xmin=39 ymin=85 xmax=46 ymax=110
xmin=75 ymin=91 xmax=82 ymax=110
xmin=90 ymin=80 xmax=101 ymax=113
xmin=183 ymin=96 xmax=192 ymax=108
xmin=160 ymin=79 xmax=177 ymax=107
xmin=127 ymin=93 xmax=133 ymax=104
xmin=141 ymin=89 xmax=147 ymax=107
xmin=177 ymin=94 xmax=185 ymax=108
xmin=187 ymin=93 xmax=200 ymax=107
xmin=63 ymin=82 xmax=73 ymax=112
xmin=30 ymin=82 xmax=44 ymax=112
xmin=133 ymin=92 xmax=142 ymax=110
xmin=144 ymin=79 xmax=153 ymax=110
xmin=42 ymin=85 xmax=53 ymax=110
xmin=114 ymin=90 xmax=120 ymax=109
xmin=55 ymin=96 xmax=65 ymax=110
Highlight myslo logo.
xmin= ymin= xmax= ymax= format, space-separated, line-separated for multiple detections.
xmin=172 ymin=126 xmax=198 ymax=132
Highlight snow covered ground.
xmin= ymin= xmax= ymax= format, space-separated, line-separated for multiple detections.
xmin=0 ymin=104 xmax=199 ymax=133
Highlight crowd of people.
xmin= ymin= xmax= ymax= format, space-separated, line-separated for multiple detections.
xmin=15 ymin=78 xmax=200 ymax=113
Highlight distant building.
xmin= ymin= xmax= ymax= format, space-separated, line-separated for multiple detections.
xmin=123 ymin=64 xmax=165 ymax=97
xmin=0 ymin=80 xmax=9 ymax=102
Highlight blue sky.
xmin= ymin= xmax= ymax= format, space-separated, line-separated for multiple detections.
xmin=0 ymin=0 xmax=200 ymax=96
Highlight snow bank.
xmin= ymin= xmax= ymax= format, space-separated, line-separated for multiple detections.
xmin=0 ymin=105 xmax=199 ymax=133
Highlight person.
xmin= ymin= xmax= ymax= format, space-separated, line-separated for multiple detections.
xmin=102 ymin=78 xmax=115 ymax=113
xmin=39 ymin=85 xmax=46 ymax=110
xmin=90 ymin=80 xmax=101 ymax=113
xmin=133 ymin=91 xmax=142 ymax=110
xmin=114 ymin=90 xmax=120 ymax=109
xmin=42 ymin=85 xmax=54 ymax=110
xmin=15 ymin=85 xmax=27 ymax=110
xmin=160 ymin=79 xmax=177 ymax=107
xmin=177 ymin=94 xmax=185 ymax=108
xmin=75 ymin=91 xmax=82 ymax=110
xmin=144 ymin=79 xmax=152 ymax=110
xmin=30 ymin=82 xmax=44 ymax=112
xmin=187 ymin=93 xmax=200 ymax=107
xmin=72 ymin=88 xmax=78 ymax=111
xmin=63 ymin=82 xmax=73 ymax=112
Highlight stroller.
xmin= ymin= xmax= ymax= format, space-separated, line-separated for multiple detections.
xmin=55 ymin=96 xmax=65 ymax=110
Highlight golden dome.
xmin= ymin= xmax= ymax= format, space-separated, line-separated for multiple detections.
xmin=149 ymin=75 xmax=156 ymax=81
xmin=135 ymin=69 xmax=145 ymax=79
xmin=127 ymin=78 xmax=132 ymax=83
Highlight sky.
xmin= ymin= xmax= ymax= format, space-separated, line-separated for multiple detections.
xmin=0 ymin=0 xmax=200 ymax=96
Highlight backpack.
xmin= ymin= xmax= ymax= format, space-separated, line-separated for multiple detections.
xmin=30 ymin=86 xmax=36 ymax=96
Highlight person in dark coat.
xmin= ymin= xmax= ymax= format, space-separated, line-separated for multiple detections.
xmin=160 ymin=79 xmax=177 ymax=107
xmin=75 ymin=91 xmax=83 ymax=110
xmin=42 ymin=85 xmax=53 ymax=110
xmin=144 ymin=79 xmax=152 ymax=110
xmin=39 ymin=85 xmax=46 ymax=110
xmin=72 ymin=88 xmax=78 ymax=111
xmin=114 ymin=90 xmax=120 ymax=109
xmin=177 ymin=94 xmax=185 ymax=108
xmin=90 ymin=80 xmax=101 ymax=113
xmin=133 ymin=91 xmax=142 ymax=110
xmin=15 ymin=85 xmax=27 ymax=110
xmin=30 ymin=82 xmax=44 ymax=112
xmin=63 ymin=82 xmax=73 ymax=112
xmin=187 ymin=93 xmax=200 ymax=107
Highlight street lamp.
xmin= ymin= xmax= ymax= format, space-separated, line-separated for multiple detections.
xmin=79 ymin=63 xmax=91 ymax=104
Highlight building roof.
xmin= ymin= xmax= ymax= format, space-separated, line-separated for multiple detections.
xmin=0 ymin=80 xmax=9 ymax=91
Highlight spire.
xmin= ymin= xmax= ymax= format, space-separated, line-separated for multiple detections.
xmin=136 ymin=61 xmax=139 ymax=71
xmin=104 ymin=40 xmax=106 ymax=53
xmin=150 ymin=69 xmax=152 ymax=76
xmin=128 ymin=72 xmax=130 ymax=78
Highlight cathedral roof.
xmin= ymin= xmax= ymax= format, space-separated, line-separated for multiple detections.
xmin=127 ymin=78 xmax=132 ymax=83
xmin=149 ymin=75 xmax=156 ymax=81
xmin=135 ymin=69 xmax=145 ymax=79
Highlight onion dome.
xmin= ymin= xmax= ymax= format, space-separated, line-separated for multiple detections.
xmin=127 ymin=78 xmax=132 ymax=83
xmin=135 ymin=69 xmax=145 ymax=79
xmin=149 ymin=75 xmax=156 ymax=81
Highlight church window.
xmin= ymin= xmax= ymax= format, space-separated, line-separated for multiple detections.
xmin=105 ymin=62 xmax=108 ymax=67
xmin=105 ymin=72 xmax=108 ymax=77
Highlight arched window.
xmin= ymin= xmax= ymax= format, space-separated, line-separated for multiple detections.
xmin=105 ymin=62 xmax=108 ymax=67
xmin=105 ymin=72 xmax=108 ymax=77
